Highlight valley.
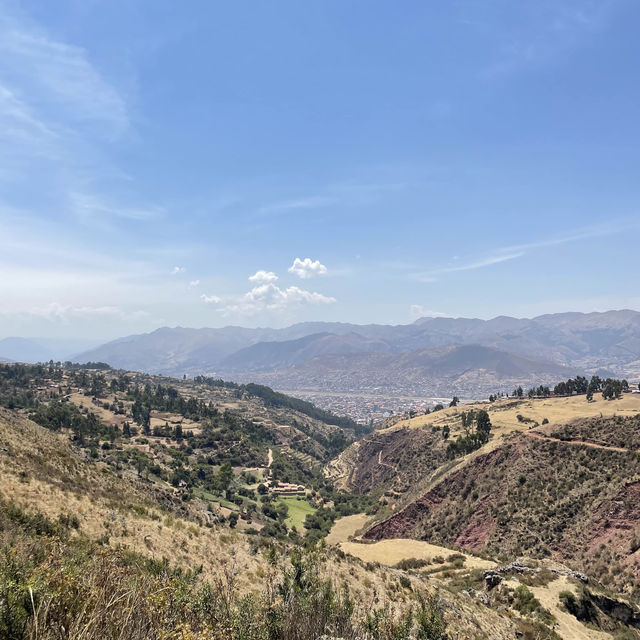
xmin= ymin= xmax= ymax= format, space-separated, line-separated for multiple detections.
xmin=2 ymin=360 xmax=640 ymax=638
xmin=4 ymin=2 xmax=639 ymax=637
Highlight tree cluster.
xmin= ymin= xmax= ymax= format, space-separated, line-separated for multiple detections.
xmin=446 ymin=410 xmax=492 ymax=459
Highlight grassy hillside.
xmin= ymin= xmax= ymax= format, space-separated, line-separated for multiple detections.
xmin=330 ymin=393 xmax=640 ymax=496
xmin=0 ymin=395 xmax=556 ymax=640
xmin=4 ymin=362 xmax=640 ymax=639
xmin=337 ymin=394 xmax=640 ymax=603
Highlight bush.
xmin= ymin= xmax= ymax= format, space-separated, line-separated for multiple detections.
xmin=0 ymin=515 xmax=448 ymax=640
xmin=395 ymin=558 xmax=431 ymax=570
xmin=513 ymin=585 xmax=554 ymax=625
xmin=398 ymin=575 xmax=412 ymax=590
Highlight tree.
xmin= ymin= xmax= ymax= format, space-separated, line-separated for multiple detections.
xmin=215 ymin=461 xmax=234 ymax=494
xmin=602 ymin=378 xmax=624 ymax=400
xmin=476 ymin=410 xmax=491 ymax=439
xmin=460 ymin=410 xmax=476 ymax=429
xmin=449 ymin=396 xmax=459 ymax=407
xmin=442 ymin=425 xmax=450 ymax=440
xmin=275 ymin=501 xmax=289 ymax=523
xmin=141 ymin=407 xmax=151 ymax=435
xmin=228 ymin=512 xmax=239 ymax=528
xmin=257 ymin=483 xmax=268 ymax=495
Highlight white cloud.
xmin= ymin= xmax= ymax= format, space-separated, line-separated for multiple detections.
xmin=220 ymin=283 xmax=335 ymax=316
xmin=171 ymin=266 xmax=186 ymax=275
xmin=200 ymin=294 xmax=221 ymax=304
xmin=188 ymin=280 xmax=200 ymax=288
xmin=248 ymin=270 xmax=278 ymax=284
xmin=409 ymin=305 xmax=449 ymax=319
xmin=288 ymin=257 xmax=328 ymax=279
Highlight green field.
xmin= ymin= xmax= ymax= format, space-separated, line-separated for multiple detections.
xmin=192 ymin=487 xmax=237 ymax=510
xmin=276 ymin=496 xmax=316 ymax=530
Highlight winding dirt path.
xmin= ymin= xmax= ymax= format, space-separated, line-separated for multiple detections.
xmin=525 ymin=431 xmax=633 ymax=454
xmin=377 ymin=449 xmax=398 ymax=472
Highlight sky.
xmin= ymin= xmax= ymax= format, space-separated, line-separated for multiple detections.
xmin=1 ymin=0 xmax=640 ymax=343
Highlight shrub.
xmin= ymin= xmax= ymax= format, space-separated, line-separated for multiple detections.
xmin=395 ymin=557 xmax=431 ymax=570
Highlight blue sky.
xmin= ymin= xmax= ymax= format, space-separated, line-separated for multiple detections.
xmin=1 ymin=0 xmax=640 ymax=341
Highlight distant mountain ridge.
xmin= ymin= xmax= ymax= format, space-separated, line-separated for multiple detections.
xmin=0 ymin=336 xmax=102 ymax=364
xmin=236 ymin=344 xmax=581 ymax=399
xmin=74 ymin=310 xmax=640 ymax=376
xmin=220 ymin=331 xmax=395 ymax=372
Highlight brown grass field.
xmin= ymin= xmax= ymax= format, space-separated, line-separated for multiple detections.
xmin=387 ymin=392 xmax=640 ymax=438
xmin=339 ymin=538 xmax=495 ymax=570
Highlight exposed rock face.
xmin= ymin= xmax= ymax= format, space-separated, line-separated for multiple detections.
xmin=363 ymin=446 xmax=507 ymax=544
xmin=483 ymin=570 xmax=503 ymax=589
xmin=591 ymin=593 xmax=640 ymax=628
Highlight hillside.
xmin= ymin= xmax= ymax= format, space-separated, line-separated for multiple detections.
xmin=330 ymin=393 xmax=640 ymax=602
xmin=4 ymin=362 xmax=640 ymax=637
xmin=0 ymin=407 xmax=447 ymax=639
xmin=0 ymin=368 xmax=570 ymax=640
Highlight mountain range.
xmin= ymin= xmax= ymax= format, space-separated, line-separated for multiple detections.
xmin=0 ymin=336 xmax=100 ymax=364
xmin=62 ymin=310 xmax=640 ymax=399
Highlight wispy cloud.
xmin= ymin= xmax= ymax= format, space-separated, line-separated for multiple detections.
xmin=71 ymin=192 xmax=163 ymax=223
xmin=480 ymin=1 xmax=614 ymax=78
xmin=501 ymin=218 xmax=639 ymax=254
xmin=0 ymin=4 xmax=163 ymax=230
xmin=255 ymin=196 xmax=337 ymax=217
xmin=253 ymin=182 xmax=409 ymax=220
xmin=0 ymin=9 xmax=128 ymax=136
xmin=412 ymin=218 xmax=640 ymax=282
xmin=28 ymin=303 xmax=148 ymax=322
xmin=412 ymin=252 xmax=523 ymax=281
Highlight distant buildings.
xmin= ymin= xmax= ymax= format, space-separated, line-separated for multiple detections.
xmin=268 ymin=481 xmax=305 ymax=496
